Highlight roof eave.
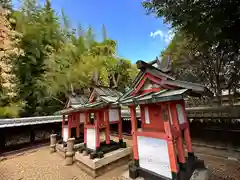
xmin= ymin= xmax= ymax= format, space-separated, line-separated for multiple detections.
xmin=120 ymin=94 xmax=183 ymax=106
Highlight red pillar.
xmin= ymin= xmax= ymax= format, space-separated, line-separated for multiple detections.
xmin=181 ymin=101 xmax=193 ymax=153
xmin=84 ymin=112 xmax=88 ymax=144
xmin=76 ymin=113 xmax=80 ymax=138
xmin=62 ymin=115 xmax=65 ymax=137
xmin=170 ymin=103 xmax=185 ymax=165
xmin=68 ymin=114 xmax=72 ymax=138
xmin=130 ymin=105 xmax=139 ymax=160
xmin=118 ymin=108 xmax=123 ymax=141
xmin=95 ymin=112 xmax=100 ymax=149
xmin=163 ymin=104 xmax=179 ymax=174
xmin=167 ymin=140 xmax=179 ymax=174
xmin=105 ymin=109 xmax=110 ymax=144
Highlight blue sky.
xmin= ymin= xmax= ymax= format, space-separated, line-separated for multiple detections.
xmin=13 ymin=0 xmax=173 ymax=63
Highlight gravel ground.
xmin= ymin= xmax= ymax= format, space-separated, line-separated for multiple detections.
xmin=197 ymin=154 xmax=240 ymax=180
xmin=0 ymin=142 xmax=239 ymax=180
xmin=0 ymin=147 xmax=129 ymax=180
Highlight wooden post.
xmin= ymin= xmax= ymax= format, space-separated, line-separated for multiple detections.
xmin=84 ymin=112 xmax=88 ymax=144
xmin=105 ymin=109 xmax=110 ymax=144
xmin=163 ymin=104 xmax=179 ymax=175
xmin=170 ymin=103 xmax=185 ymax=168
xmin=95 ymin=112 xmax=100 ymax=149
xmin=76 ymin=113 xmax=80 ymax=138
xmin=130 ymin=105 xmax=139 ymax=160
xmin=68 ymin=115 xmax=72 ymax=138
xmin=62 ymin=115 xmax=65 ymax=137
xmin=118 ymin=108 xmax=123 ymax=141
xmin=181 ymin=101 xmax=193 ymax=153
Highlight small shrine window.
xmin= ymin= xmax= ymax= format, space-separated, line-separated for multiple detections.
xmin=89 ymin=113 xmax=95 ymax=125
xmin=176 ymin=104 xmax=185 ymax=124
xmin=144 ymin=107 xmax=150 ymax=124
xmin=162 ymin=105 xmax=168 ymax=121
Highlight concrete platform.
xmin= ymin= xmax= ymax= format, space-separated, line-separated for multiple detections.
xmin=75 ymin=147 xmax=132 ymax=178
xmin=56 ymin=143 xmax=84 ymax=158
xmin=190 ymin=169 xmax=209 ymax=180
xmin=121 ymin=169 xmax=209 ymax=180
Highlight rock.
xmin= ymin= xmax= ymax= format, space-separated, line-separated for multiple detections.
xmin=0 ymin=156 xmax=7 ymax=161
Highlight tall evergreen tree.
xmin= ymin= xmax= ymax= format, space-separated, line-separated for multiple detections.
xmin=13 ymin=0 xmax=64 ymax=116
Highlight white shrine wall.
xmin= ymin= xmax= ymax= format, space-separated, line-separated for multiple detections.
xmin=79 ymin=113 xmax=85 ymax=123
xmin=63 ymin=125 xmax=68 ymax=142
xmin=144 ymin=106 xmax=150 ymax=124
xmin=86 ymin=128 xmax=96 ymax=150
xmin=137 ymin=136 xmax=172 ymax=178
xmin=109 ymin=108 xmax=119 ymax=122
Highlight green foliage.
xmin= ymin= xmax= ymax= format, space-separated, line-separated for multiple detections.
xmin=0 ymin=0 xmax=138 ymax=117
xmin=144 ymin=0 xmax=240 ymax=104
xmin=12 ymin=0 xmax=65 ymax=116
xmin=161 ymin=31 xmax=203 ymax=83
xmin=43 ymin=23 xmax=138 ymax=96
xmin=0 ymin=101 xmax=25 ymax=118
xmin=142 ymin=0 xmax=240 ymax=46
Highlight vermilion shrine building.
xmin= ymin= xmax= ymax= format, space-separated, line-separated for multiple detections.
xmin=77 ymin=86 xmax=126 ymax=159
xmin=59 ymin=92 xmax=88 ymax=144
xmin=118 ymin=60 xmax=212 ymax=180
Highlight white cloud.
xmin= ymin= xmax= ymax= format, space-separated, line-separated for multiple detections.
xmin=150 ymin=30 xmax=164 ymax=38
xmin=150 ymin=29 xmax=175 ymax=44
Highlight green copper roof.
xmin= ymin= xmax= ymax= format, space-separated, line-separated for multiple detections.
xmin=55 ymin=101 xmax=109 ymax=115
xmin=119 ymin=89 xmax=189 ymax=106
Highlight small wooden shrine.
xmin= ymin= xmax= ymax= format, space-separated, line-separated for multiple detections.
xmin=58 ymin=91 xmax=88 ymax=145
xmin=78 ymin=86 xmax=127 ymax=159
xmin=118 ymin=60 xmax=212 ymax=180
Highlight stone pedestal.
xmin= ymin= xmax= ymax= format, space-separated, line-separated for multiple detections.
xmin=75 ymin=147 xmax=132 ymax=178
xmin=50 ymin=134 xmax=57 ymax=153
xmin=65 ymin=138 xmax=75 ymax=165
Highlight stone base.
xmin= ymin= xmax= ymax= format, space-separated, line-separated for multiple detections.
xmin=58 ymin=137 xmax=84 ymax=148
xmin=121 ymin=169 xmax=208 ymax=180
xmin=128 ymin=154 xmax=207 ymax=180
xmin=75 ymin=147 xmax=132 ymax=178
xmin=56 ymin=143 xmax=84 ymax=158
xmin=79 ymin=140 xmax=127 ymax=159
xmin=190 ymin=169 xmax=209 ymax=180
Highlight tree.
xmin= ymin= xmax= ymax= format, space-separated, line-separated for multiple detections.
xmin=0 ymin=4 xmax=25 ymax=117
xmin=12 ymin=0 xmax=64 ymax=116
xmin=144 ymin=0 xmax=240 ymax=104
xmin=142 ymin=0 xmax=240 ymax=47
xmin=4 ymin=0 xmax=138 ymax=117
xmin=43 ymin=22 xmax=138 ymax=97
